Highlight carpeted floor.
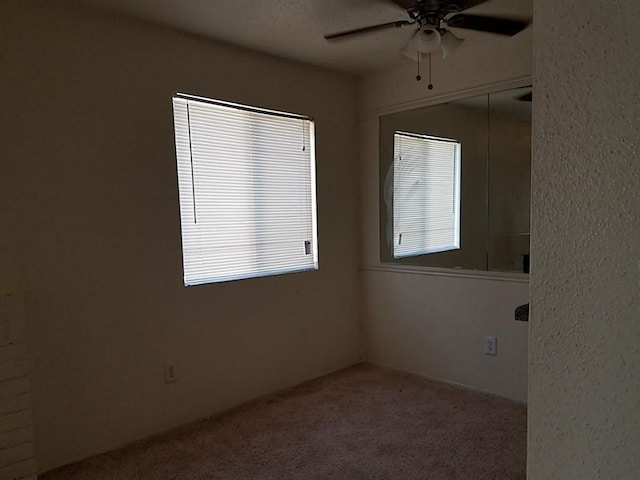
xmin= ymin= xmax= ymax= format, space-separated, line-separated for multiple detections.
xmin=42 ymin=364 xmax=527 ymax=479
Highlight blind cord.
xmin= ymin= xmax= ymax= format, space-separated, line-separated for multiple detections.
xmin=186 ymin=103 xmax=198 ymax=223
xmin=302 ymin=120 xmax=306 ymax=151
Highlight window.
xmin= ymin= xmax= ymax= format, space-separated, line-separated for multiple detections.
xmin=172 ymin=94 xmax=318 ymax=286
xmin=392 ymin=131 xmax=461 ymax=259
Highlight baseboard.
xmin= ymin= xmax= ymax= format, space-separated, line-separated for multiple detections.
xmin=365 ymin=361 xmax=527 ymax=405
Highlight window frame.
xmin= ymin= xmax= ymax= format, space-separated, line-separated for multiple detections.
xmin=172 ymin=93 xmax=319 ymax=286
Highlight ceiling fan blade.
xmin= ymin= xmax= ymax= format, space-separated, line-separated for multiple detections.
xmin=446 ymin=14 xmax=530 ymax=36
xmin=324 ymin=20 xmax=414 ymax=40
xmin=446 ymin=0 xmax=489 ymax=13
xmin=389 ymin=0 xmax=417 ymax=9
xmin=390 ymin=0 xmax=487 ymax=13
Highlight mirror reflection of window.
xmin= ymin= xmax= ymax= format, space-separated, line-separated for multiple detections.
xmin=390 ymin=132 xmax=461 ymax=259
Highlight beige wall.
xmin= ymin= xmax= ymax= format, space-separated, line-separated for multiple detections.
xmin=364 ymin=269 xmax=529 ymax=401
xmin=0 ymin=1 xmax=360 ymax=472
xmin=528 ymin=0 xmax=640 ymax=477
xmin=359 ymin=30 xmax=532 ymax=402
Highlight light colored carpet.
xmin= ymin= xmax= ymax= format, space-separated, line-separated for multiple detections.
xmin=42 ymin=364 xmax=526 ymax=479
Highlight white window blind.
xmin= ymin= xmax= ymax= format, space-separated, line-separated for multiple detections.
xmin=172 ymin=94 xmax=318 ymax=286
xmin=393 ymin=131 xmax=461 ymax=259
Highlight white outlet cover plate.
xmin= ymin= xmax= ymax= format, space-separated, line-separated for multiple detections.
xmin=484 ymin=336 xmax=497 ymax=355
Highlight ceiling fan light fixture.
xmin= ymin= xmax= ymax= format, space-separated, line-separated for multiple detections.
xmin=401 ymin=43 xmax=420 ymax=62
xmin=414 ymin=26 xmax=441 ymax=53
xmin=401 ymin=30 xmax=420 ymax=62
xmin=440 ymin=29 xmax=464 ymax=59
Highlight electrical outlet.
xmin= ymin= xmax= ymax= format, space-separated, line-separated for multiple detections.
xmin=164 ymin=363 xmax=178 ymax=383
xmin=484 ymin=336 xmax=497 ymax=355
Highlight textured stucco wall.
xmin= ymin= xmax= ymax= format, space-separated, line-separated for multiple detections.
xmin=529 ymin=0 xmax=640 ymax=478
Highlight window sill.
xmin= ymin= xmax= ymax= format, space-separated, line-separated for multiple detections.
xmin=360 ymin=263 xmax=529 ymax=283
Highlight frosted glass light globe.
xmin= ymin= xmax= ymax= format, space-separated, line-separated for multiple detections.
xmin=415 ymin=27 xmax=441 ymax=53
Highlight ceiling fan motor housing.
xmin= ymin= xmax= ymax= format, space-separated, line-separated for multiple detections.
xmin=408 ymin=0 xmax=457 ymax=28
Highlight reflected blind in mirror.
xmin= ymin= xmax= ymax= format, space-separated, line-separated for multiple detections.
xmin=393 ymin=131 xmax=461 ymax=258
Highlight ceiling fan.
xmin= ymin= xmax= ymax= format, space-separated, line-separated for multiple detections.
xmin=324 ymin=0 xmax=530 ymax=86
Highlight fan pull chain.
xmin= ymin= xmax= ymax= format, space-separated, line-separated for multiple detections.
xmin=416 ymin=53 xmax=422 ymax=81
xmin=428 ymin=53 xmax=434 ymax=90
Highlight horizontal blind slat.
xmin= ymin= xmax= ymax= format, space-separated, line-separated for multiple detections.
xmin=173 ymin=96 xmax=318 ymax=285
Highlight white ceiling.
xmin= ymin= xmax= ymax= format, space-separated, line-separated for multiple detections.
xmin=74 ymin=0 xmax=532 ymax=74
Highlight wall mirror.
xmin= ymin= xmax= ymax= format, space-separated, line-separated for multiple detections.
xmin=379 ymin=86 xmax=531 ymax=274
